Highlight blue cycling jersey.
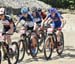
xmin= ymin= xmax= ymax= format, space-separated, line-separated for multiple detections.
xmin=47 ymin=12 xmax=63 ymax=28
xmin=47 ymin=12 xmax=63 ymax=22
xmin=19 ymin=13 xmax=34 ymax=22
xmin=32 ymin=12 xmax=42 ymax=23
xmin=19 ymin=13 xmax=34 ymax=28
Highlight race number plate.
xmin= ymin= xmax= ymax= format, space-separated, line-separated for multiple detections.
xmin=47 ymin=28 xmax=53 ymax=34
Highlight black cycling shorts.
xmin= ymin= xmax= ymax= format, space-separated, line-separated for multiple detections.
xmin=2 ymin=26 xmax=16 ymax=35
xmin=27 ymin=26 xmax=33 ymax=31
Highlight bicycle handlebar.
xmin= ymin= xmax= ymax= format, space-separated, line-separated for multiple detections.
xmin=2 ymin=32 xmax=13 ymax=35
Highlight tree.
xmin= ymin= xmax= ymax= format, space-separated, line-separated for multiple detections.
xmin=39 ymin=0 xmax=75 ymax=9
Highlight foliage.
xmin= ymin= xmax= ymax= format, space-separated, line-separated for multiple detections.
xmin=39 ymin=0 xmax=75 ymax=9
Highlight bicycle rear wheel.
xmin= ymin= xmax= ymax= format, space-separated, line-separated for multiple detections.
xmin=56 ymin=32 xmax=64 ymax=56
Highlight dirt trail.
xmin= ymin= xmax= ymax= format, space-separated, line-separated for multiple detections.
xmin=2 ymin=14 xmax=75 ymax=64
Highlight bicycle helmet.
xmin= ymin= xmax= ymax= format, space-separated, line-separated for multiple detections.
xmin=21 ymin=7 xmax=28 ymax=14
xmin=0 ymin=8 xmax=5 ymax=14
xmin=38 ymin=8 xmax=42 ymax=12
xmin=48 ymin=8 xmax=58 ymax=13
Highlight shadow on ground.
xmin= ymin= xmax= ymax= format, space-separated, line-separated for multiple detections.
xmin=21 ymin=45 xmax=75 ymax=63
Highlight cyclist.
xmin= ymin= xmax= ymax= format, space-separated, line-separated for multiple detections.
xmin=0 ymin=8 xmax=16 ymax=43
xmin=0 ymin=7 xmax=16 ymax=59
xmin=16 ymin=7 xmax=38 ymax=56
xmin=31 ymin=7 xmax=42 ymax=30
xmin=37 ymin=8 xmax=46 ymax=19
xmin=42 ymin=8 xmax=65 ymax=47
xmin=16 ymin=7 xmax=34 ymax=29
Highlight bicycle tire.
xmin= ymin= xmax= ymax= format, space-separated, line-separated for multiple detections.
xmin=7 ymin=42 xmax=19 ymax=64
xmin=44 ymin=35 xmax=53 ymax=60
xmin=18 ymin=39 xmax=25 ymax=62
xmin=56 ymin=32 xmax=64 ymax=56
xmin=29 ymin=37 xmax=38 ymax=58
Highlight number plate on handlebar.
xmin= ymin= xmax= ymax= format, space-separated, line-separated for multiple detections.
xmin=47 ymin=28 xmax=54 ymax=34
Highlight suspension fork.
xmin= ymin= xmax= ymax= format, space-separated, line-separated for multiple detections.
xmin=49 ymin=34 xmax=54 ymax=49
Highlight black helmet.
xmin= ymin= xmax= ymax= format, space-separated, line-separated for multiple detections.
xmin=38 ymin=8 xmax=42 ymax=12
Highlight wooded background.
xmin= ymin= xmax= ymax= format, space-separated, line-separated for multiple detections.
xmin=39 ymin=0 xmax=75 ymax=9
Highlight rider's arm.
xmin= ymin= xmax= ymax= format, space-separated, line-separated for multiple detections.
xmin=43 ymin=13 xmax=52 ymax=23
xmin=60 ymin=15 xmax=66 ymax=28
xmin=16 ymin=16 xmax=23 ymax=26
xmin=8 ymin=20 xmax=14 ymax=33
xmin=60 ymin=17 xmax=66 ymax=28
xmin=16 ymin=21 xmax=19 ymax=26
xmin=16 ymin=17 xmax=22 ymax=26
xmin=58 ymin=13 xmax=66 ymax=28
xmin=41 ymin=15 xmax=52 ymax=27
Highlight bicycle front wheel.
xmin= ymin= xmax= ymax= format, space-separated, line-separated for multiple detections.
xmin=44 ymin=35 xmax=53 ymax=60
xmin=7 ymin=42 xmax=19 ymax=64
xmin=29 ymin=37 xmax=38 ymax=58
xmin=18 ymin=39 xmax=25 ymax=62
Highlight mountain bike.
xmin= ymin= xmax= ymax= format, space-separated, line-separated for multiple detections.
xmin=0 ymin=32 xmax=19 ymax=64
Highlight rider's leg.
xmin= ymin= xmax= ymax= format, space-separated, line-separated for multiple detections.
xmin=6 ymin=35 xmax=11 ymax=45
xmin=4 ymin=35 xmax=11 ymax=44
xmin=50 ymin=22 xmax=55 ymax=48
xmin=3 ymin=35 xmax=9 ymax=60
xmin=56 ymin=30 xmax=61 ymax=42
xmin=3 ymin=28 xmax=11 ymax=59
xmin=56 ymin=30 xmax=61 ymax=49
xmin=4 ymin=35 xmax=7 ymax=43
xmin=28 ymin=26 xmax=37 ymax=48
xmin=55 ymin=21 xmax=62 ymax=47
xmin=31 ymin=35 xmax=37 ymax=48
xmin=33 ymin=23 xmax=38 ymax=31
xmin=46 ymin=36 xmax=54 ymax=49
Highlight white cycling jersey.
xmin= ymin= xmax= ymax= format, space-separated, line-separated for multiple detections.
xmin=18 ymin=19 xmax=34 ymax=27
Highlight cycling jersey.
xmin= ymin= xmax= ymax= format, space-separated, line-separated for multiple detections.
xmin=32 ymin=12 xmax=42 ymax=25
xmin=47 ymin=13 xmax=63 ymax=28
xmin=40 ymin=12 xmax=46 ymax=19
xmin=19 ymin=13 xmax=34 ymax=30
xmin=1 ymin=15 xmax=16 ymax=33
xmin=19 ymin=13 xmax=33 ymax=22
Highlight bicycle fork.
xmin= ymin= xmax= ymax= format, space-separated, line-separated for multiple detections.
xmin=49 ymin=35 xmax=54 ymax=49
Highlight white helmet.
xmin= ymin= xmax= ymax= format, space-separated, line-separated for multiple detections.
xmin=0 ymin=8 xmax=5 ymax=14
